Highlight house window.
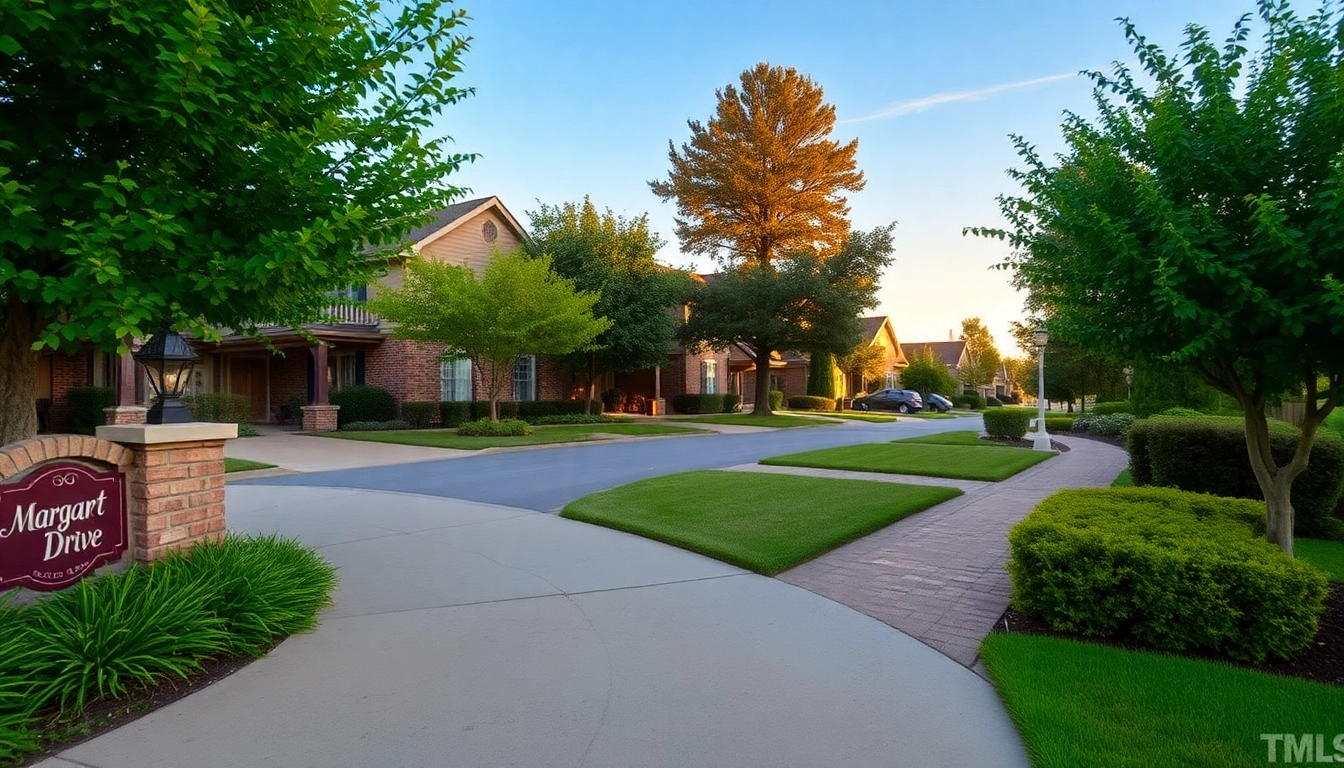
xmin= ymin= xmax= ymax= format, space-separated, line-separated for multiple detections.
xmin=329 ymin=353 xmax=357 ymax=392
xmin=512 ymin=355 xmax=536 ymax=401
xmin=328 ymin=285 xmax=368 ymax=301
xmin=701 ymin=360 xmax=717 ymax=394
xmin=769 ymin=373 xmax=785 ymax=391
xmin=441 ymin=358 xmax=472 ymax=401
xmin=886 ymin=372 xmax=897 ymax=389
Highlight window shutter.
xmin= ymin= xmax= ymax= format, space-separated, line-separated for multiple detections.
xmin=355 ymin=351 xmax=366 ymax=385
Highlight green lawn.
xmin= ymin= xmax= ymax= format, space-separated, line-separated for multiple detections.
xmin=665 ymin=413 xmax=839 ymax=428
xmin=894 ymin=430 xmax=1015 ymax=448
xmin=562 ymin=470 xmax=960 ymax=575
xmin=761 ymin=442 xmax=1054 ymax=482
xmin=1323 ymin=409 xmax=1344 ymax=439
xmin=315 ymin=423 xmax=705 ymax=449
xmin=781 ymin=410 xmax=898 ymax=423
xmin=223 ymin=457 xmax=276 ymax=473
xmin=980 ymin=633 xmax=1344 ymax=768
xmin=1297 ymin=537 xmax=1344 ymax=582
xmin=1112 ymin=468 xmax=1134 ymax=487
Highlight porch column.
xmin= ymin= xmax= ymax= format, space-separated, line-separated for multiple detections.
xmin=654 ymin=365 xmax=661 ymax=401
xmin=117 ymin=351 xmax=137 ymax=406
xmin=311 ymin=343 xmax=330 ymax=406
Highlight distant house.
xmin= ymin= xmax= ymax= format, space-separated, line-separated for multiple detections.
xmin=902 ymin=338 xmax=1014 ymax=401
xmin=730 ymin=316 xmax=909 ymax=404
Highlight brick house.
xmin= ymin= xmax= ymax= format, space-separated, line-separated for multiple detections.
xmin=731 ymin=316 xmax=908 ymax=405
xmin=902 ymin=338 xmax=1013 ymax=400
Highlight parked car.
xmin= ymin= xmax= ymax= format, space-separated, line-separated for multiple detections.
xmin=853 ymin=388 xmax=924 ymax=413
xmin=926 ymin=393 xmax=953 ymax=413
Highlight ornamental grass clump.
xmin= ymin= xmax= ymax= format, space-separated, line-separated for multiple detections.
xmin=1008 ymin=487 xmax=1328 ymax=662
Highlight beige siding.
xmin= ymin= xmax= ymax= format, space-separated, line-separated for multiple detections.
xmin=416 ymin=210 xmax=523 ymax=277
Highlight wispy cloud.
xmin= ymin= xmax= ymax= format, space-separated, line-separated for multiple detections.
xmin=842 ymin=72 xmax=1078 ymax=124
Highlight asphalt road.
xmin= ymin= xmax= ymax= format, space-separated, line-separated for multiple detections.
xmin=241 ymin=416 xmax=977 ymax=510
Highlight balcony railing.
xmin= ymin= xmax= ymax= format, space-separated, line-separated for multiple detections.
xmin=245 ymin=303 xmax=380 ymax=331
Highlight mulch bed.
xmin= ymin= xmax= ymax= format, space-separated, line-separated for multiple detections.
xmin=15 ymin=646 xmax=271 ymax=767
xmin=994 ymin=583 xmax=1344 ymax=687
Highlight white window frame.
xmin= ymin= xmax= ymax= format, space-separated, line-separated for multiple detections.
xmin=701 ymin=359 xmax=717 ymax=394
xmin=440 ymin=357 xmax=472 ymax=401
xmin=512 ymin=355 xmax=536 ymax=401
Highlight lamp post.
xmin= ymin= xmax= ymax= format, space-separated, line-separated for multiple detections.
xmin=1033 ymin=328 xmax=1051 ymax=451
xmin=1124 ymin=366 xmax=1134 ymax=401
xmin=133 ymin=324 xmax=200 ymax=424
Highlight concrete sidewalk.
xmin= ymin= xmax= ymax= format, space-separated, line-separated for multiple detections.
xmin=772 ymin=437 xmax=1128 ymax=666
xmin=226 ymin=427 xmax=475 ymax=472
xmin=39 ymin=485 xmax=1030 ymax=768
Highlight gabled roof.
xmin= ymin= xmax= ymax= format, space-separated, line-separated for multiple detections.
xmin=904 ymin=340 xmax=967 ymax=368
xmin=860 ymin=316 xmax=909 ymax=367
xmin=860 ymin=316 xmax=887 ymax=341
xmin=410 ymin=196 xmax=529 ymax=249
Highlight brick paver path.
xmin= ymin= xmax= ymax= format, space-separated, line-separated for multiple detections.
xmin=749 ymin=437 xmax=1128 ymax=667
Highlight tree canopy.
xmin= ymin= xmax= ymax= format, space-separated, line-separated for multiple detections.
xmin=679 ymin=225 xmax=895 ymax=413
xmin=649 ymin=62 xmax=864 ymax=266
xmin=899 ymin=348 xmax=957 ymax=400
xmin=838 ymin=343 xmax=889 ymax=394
xmin=524 ymin=198 xmax=689 ymax=412
xmin=367 ymin=252 xmax=611 ymax=421
xmin=971 ymin=3 xmax=1344 ymax=551
xmin=958 ymin=318 xmax=1002 ymax=392
xmin=0 ymin=0 xmax=474 ymax=444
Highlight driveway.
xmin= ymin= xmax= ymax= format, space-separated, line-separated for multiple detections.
xmin=39 ymin=484 xmax=1030 ymax=768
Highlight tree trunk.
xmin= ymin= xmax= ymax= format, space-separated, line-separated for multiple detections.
xmin=583 ymin=356 xmax=598 ymax=416
xmin=1242 ymin=404 xmax=1312 ymax=555
xmin=752 ymin=349 xmax=773 ymax=415
xmin=0 ymin=297 xmax=42 ymax=446
xmin=489 ymin=396 xmax=498 ymax=422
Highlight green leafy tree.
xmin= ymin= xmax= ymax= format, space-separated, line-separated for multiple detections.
xmin=525 ymin=198 xmax=689 ymax=413
xmin=367 ymin=252 xmax=612 ymax=421
xmin=837 ymin=343 xmax=889 ymax=394
xmin=0 ymin=0 xmax=474 ymax=444
xmin=806 ymin=353 xmax=838 ymax=398
xmin=958 ymin=318 xmax=1002 ymax=393
xmin=1008 ymin=322 xmax=1127 ymax=410
xmin=972 ymin=4 xmax=1344 ymax=552
xmin=650 ymin=62 xmax=866 ymax=411
xmin=679 ymin=225 xmax=894 ymax=414
xmin=899 ymin=348 xmax=957 ymax=400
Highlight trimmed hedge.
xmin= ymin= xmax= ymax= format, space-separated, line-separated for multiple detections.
xmin=787 ymin=395 xmax=835 ymax=412
xmin=722 ymin=394 xmax=743 ymax=413
xmin=983 ymin=407 xmax=1033 ymax=439
xmin=184 ymin=392 xmax=252 ymax=424
xmin=339 ymin=420 xmax=410 ymax=431
xmin=439 ymin=401 xmax=472 ymax=428
xmin=330 ymin=385 xmax=396 ymax=426
xmin=985 ymin=396 xmax=1003 ymax=408
xmin=1008 ymin=487 xmax=1328 ymax=662
xmin=769 ymin=390 xmax=784 ymax=410
xmin=1072 ymin=412 xmax=1137 ymax=437
xmin=400 ymin=401 xmax=438 ymax=429
xmin=531 ymin=414 xmax=623 ymax=425
xmin=1127 ymin=416 xmax=1344 ymax=536
xmin=1090 ymin=400 xmax=1133 ymax=416
xmin=954 ymin=392 xmax=986 ymax=410
xmin=672 ymin=393 xmax=726 ymax=414
xmin=1044 ymin=416 xmax=1075 ymax=432
xmin=437 ymin=400 xmax=586 ymax=425
xmin=456 ymin=418 xmax=531 ymax=437
xmin=67 ymin=387 xmax=116 ymax=435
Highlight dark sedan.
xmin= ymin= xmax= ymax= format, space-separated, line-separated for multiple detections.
xmin=853 ymin=388 xmax=924 ymax=413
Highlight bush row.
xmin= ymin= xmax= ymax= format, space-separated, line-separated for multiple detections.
xmin=426 ymin=400 xmax=589 ymax=427
xmin=66 ymin=386 xmax=115 ymax=435
xmin=1127 ymin=416 xmax=1344 ymax=536
xmin=0 ymin=536 xmax=336 ymax=760
xmin=339 ymin=420 xmax=411 ymax=431
xmin=456 ymin=418 xmax=532 ymax=437
xmin=330 ymin=385 xmax=396 ymax=426
xmin=1071 ymin=412 xmax=1137 ymax=437
xmin=982 ymin=407 xmax=1033 ymax=439
xmin=1008 ymin=487 xmax=1328 ymax=662
xmin=953 ymin=393 xmax=985 ymax=410
xmin=671 ymin=393 xmax=742 ymax=414
xmin=787 ymin=395 xmax=835 ymax=412
xmin=184 ymin=393 xmax=253 ymax=424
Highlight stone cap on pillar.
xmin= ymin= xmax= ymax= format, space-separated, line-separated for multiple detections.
xmin=96 ymin=422 xmax=239 ymax=445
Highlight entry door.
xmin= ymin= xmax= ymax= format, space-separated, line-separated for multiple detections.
xmin=228 ymin=358 xmax=267 ymax=421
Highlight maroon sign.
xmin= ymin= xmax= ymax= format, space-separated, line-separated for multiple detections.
xmin=0 ymin=461 xmax=127 ymax=592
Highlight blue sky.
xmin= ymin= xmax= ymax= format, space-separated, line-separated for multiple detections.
xmin=440 ymin=0 xmax=1255 ymax=357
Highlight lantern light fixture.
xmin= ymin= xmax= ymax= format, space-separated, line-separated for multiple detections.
xmin=133 ymin=323 xmax=199 ymax=424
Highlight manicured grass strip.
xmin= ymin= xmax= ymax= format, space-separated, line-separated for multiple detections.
xmin=980 ymin=633 xmax=1344 ymax=768
xmin=895 ymin=430 xmax=1015 ymax=448
xmin=762 ymin=443 xmax=1053 ymax=481
xmin=1111 ymin=468 xmax=1134 ymax=487
xmin=783 ymin=410 xmax=898 ymax=423
xmin=224 ymin=458 xmax=276 ymax=473
xmin=562 ymin=470 xmax=960 ymax=575
xmin=313 ymin=423 xmax=704 ymax=449
xmin=1297 ymin=537 xmax=1344 ymax=582
xmin=665 ymin=413 xmax=839 ymax=428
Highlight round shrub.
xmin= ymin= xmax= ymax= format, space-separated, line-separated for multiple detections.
xmin=456 ymin=418 xmax=532 ymax=437
xmin=1008 ymin=487 xmax=1328 ymax=662
xmin=985 ymin=396 xmax=1003 ymax=407
xmin=1159 ymin=406 xmax=1206 ymax=418
xmin=787 ymin=395 xmax=836 ymax=412
xmin=955 ymin=392 xmax=986 ymax=410
xmin=983 ymin=407 xmax=1033 ymax=439
xmin=768 ymin=390 xmax=784 ymax=410
xmin=400 ymin=401 xmax=438 ymax=429
xmin=1127 ymin=416 xmax=1344 ymax=536
xmin=329 ymin=385 xmax=396 ymax=426
xmin=722 ymin=394 xmax=743 ymax=413
xmin=1090 ymin=400 xmax=1133 ymax=416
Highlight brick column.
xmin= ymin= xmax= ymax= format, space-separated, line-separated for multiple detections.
xmin=103 ymin=406 xmax=148 ymax=425
xmin=96 ymin=422 xmax=237 ymax=562
xmin=301 ymin=404 xmax=339 ymax=431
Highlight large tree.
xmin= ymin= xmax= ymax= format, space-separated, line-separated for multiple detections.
xmin=679 ymin=226 xmax=894 ymax=414
xmin=0 ymin=0 xmax=474 ymax=445
xmin=958 ymin=318 xmax=1002 ymax=394
xmin=899 ymin=348 xmax=957 ymax=401
xmin=972 ymin=3 xmax=1344 ymax=553
xmin=524 ymin=198 xmax=689 ymax=413
xmin=650 ymin=62 xmax=866 ymax=411
xmin=1008 ymin=322 xmax=1127 ymax=410
xmin=367 ymin=252 xmax=611 ymax=422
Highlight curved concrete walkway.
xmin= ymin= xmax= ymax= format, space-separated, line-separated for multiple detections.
xmin=39 ymin=484 xmax=1030 ymax=768
xmin=769 ymin=437 xmax=1128 ymax=666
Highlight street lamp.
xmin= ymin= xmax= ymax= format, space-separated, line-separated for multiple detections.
xmin=1124 ymin=366 xmax=1134 ymax=401
xmin=134 ymin=324 xmax=199 ymax=424
xmin=1033 ymin=328 xmax=1051 ymax=451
